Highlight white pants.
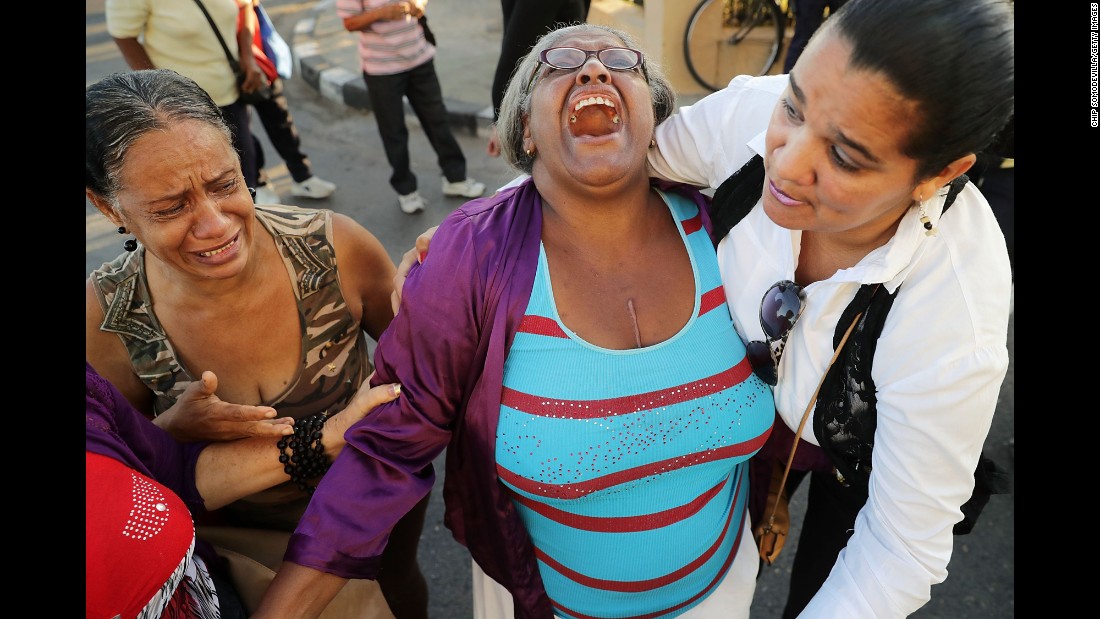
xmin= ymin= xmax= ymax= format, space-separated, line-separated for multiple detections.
xmin=472 ymin=516 xmax=758 ymax=619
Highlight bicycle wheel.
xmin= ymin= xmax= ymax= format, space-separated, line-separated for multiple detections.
xmin=684 ymin=0 xmax=786 ymax=92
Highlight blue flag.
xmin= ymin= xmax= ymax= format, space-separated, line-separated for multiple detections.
xmin=256 ymin=4 xmax=293 ymax=80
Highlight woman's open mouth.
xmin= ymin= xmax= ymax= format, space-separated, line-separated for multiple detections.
xmin=568 ymin=95 xmax=621 ymax=137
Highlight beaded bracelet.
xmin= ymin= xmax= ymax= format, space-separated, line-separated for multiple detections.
xmin=277 ymin=411 xmax=331 ymax=494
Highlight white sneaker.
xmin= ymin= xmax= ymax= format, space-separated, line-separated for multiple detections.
xmin=442 ymin=177 xmax=486 ymax=198
xmin=253 ymin=184 xmax=280 ymax=204
xmin=290 ymin=176 xmax=337 ymax=199
xmin=398 ymin=191 xmax=426 ymax=214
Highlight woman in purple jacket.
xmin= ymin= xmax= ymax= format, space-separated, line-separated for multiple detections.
xmin=256 ymin=24 xmax=775 ymax=619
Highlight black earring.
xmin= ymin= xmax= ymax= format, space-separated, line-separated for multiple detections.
xmin=118 ymin=226 xmax=138 ymax=252
xmin=249 ymin=186 xmax=257 ymax=202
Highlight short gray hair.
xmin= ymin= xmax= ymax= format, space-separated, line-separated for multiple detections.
xmin=86 ymin=69 xmax=233 ymax=203
xmin=496 ymin=23 xmax=676 ymax=174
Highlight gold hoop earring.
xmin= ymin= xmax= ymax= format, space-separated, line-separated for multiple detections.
xmin=918 ymin=194 xmax=936 ymax=237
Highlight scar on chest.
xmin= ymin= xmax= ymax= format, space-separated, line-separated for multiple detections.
xmin=627 ymin=298 xmax=641 ymax=349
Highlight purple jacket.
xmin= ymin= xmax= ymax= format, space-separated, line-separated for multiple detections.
xmin=287 ymin=178 xmax=714 ymax=619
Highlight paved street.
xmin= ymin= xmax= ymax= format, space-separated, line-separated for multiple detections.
xmin=85 ymin=1 xmax=1013 ymax=616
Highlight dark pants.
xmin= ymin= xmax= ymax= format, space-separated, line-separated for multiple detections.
xmin=783 ymin=0 xmax=848 ymax=73
xmin=362 ymin=60 xmax=466 ymax=196
xmin=778 ymin=469 xmax=867 ymax=618
xmin=208 ymin=560 xmax=250 ymax=619
xmin=493 ymin=0 xmax=587 ymax=119
xmin=377 ymin=494 xmax=432 ymax=619
xmin=250 ymin=77 xmax=314 ymax=184
xmin=220 ymin=100 xmax=259 ymax=189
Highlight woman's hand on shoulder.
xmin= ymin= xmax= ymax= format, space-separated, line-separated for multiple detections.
xmin=158 ymin=370 xmax=294 ymax=443
xmin=391 ymin=226 xmax=439 ymax=315
xmin=321 ymin=373 xmax=402 ymax=460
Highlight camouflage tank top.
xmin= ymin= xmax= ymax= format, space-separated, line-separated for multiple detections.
xmin=90 ymin=204 xmax=372 ymax=530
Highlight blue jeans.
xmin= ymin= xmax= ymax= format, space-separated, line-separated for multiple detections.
xmin=362 ymin=60 xmax=466 ymax=195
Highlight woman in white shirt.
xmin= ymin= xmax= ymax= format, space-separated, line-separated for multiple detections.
xmin=647 ymin=0 xmax=1013 ymax=616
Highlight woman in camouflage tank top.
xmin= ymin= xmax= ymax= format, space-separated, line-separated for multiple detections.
xmin=86 ymin=69 xmax=429 ymax=619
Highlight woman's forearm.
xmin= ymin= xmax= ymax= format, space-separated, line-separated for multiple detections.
xmin=343 ymin=2 xmax=415 ymax=32
xmin=112 ymin=37 xmax=155 ymax=70
xmin=252 ymin=561 xmax=350 ymax=618
xmin=194 ymin=380 xmax=401 ymax=509
xmin=194 ymin=436 xmax=287 ymax=510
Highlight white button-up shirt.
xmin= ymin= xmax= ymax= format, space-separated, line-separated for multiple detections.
xmin=648 ymin=74 xmax=1012 ymax=618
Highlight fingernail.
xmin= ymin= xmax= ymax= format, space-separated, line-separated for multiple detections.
xmin=390 ymin=383 xmax=402 ymax=397
xmin=417 ymin=251 xmax=426 ymax=263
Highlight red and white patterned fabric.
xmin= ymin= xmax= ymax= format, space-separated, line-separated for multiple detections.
xmin=86 ymin=452 xmax=219 ymax=619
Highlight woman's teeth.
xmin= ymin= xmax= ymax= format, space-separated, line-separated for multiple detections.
xmin=199 ymin=242 xmax=232 ymax=257
xmin=574 ymin=96 xmax=614 ymax=111
xmin=570 ymin=97 xmax=620 ymax=124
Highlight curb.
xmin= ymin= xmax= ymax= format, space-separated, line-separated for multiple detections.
xmin=290 ymin=6 xmax=494 ymax=137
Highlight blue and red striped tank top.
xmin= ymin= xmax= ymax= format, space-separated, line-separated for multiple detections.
xmin=496 ymin=189 xmax=774 ymax=619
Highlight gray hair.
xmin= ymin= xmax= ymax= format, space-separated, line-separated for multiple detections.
xmin=86 ymin=69 xmax=234 ymax=203
xmin=496 ymin=23 xmax=676 ymax=174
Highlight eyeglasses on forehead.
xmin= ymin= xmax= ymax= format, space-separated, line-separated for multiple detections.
xmin=537 ymin=47 xmax=644 ymax=71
